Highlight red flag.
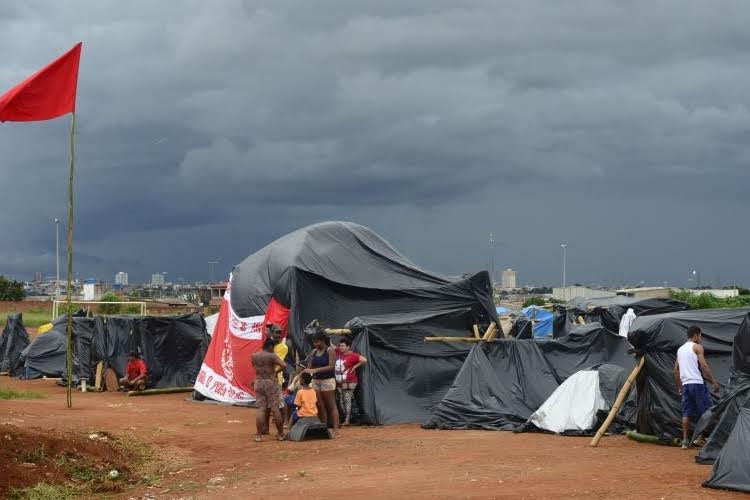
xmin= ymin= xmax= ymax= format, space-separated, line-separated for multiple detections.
xmin=0 ymin=42 xmax=82 ymax=122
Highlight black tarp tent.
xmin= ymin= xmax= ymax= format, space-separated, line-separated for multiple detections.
xmin=346 ymin=308 xmax=477 ymax=425
xmin=133 ymin=314 xmax=209 ymax=388
xmin=703 ymin=403 xmax=750 ymax=493
xmin=423 ymin=324 xmax=635 ymax=430
xmin=19 ymin=313 xmax=208 ymax=388
xmin=627 ymin=308 xmax=750 ymax=439
xmin=229 ymin=221 xmax=498 ymax=357
xmin=0 ymin=313 xmax=30 ymax=376
xmin=695 ymin=314 xmax=750 ymax=464
xmin=554 ymin=296 xmax=689 ymax=337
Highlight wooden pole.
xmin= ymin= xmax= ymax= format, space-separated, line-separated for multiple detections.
xmin=590 ymin=356 xmax=645 ymax=447
xmin=472 ymin=324 xmax=480 ymax=339
xmin=65 ymin=111 xmax=76 ymax=409
xmin=324 ymin=328 xmax=351 ymax=336
xmin=482 ymin=322 xmax=498 ymax=341
xmin=424 ymin=337 xmax=485 ymax=343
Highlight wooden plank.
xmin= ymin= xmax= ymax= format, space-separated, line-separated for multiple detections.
xmin=324 ymin=328 xmax=351 ymax=336
xmin=481 ymin=322 xmax=498 ymax=341
xmin=590 ymin=356 xmax=645 ymax=447
xmin=94 ymin=362 xmax=104 ymax=391
xmin=472 ymin=324 xmax=480 ymax=339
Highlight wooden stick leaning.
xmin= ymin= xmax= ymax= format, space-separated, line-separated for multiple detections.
xmin=472 ymin=324 xmax=480 ymax=339
xmin=590 ymin=356 xmax=645 ymax=447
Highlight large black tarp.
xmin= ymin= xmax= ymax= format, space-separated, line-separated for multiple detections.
xmin=0 ymin=313 xmax=30 ymax=376
xmin=134 ymin=314 xmax=209 ymax=388
xmin=703 ymin=404 xmax=750 ymax=493
xmin=695 ymin=315 xmax=750 ymax=464
xmin=346 ymin=308 xmax=476 ymax=425
xmin=20 ymin=314 xmax=208 ymax=388
xmin=230 ymin=221 xmax=498 ymax=357
xmin=628 ymin=308 xmax=750 ymax=439
xmin=423 ymin=324 xmax=634 ymax=430
xmin=554 ymin=296 xmax=689 ymax=337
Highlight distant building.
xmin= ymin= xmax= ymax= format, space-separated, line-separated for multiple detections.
xmin=552 ymin=286 xmax=614 ymax=302
xmin=33 ymin=271 xmax=43 ymax=283
xmin=501 ymin=269 xmax=517 ymax=289
xmin=115 ymin=271 xmax=129 ymax=287
xmin=685 ymin=289 xmax=739 ymax=299
xmin=83 ymin=279 xmax=106 ymax=301
xmin=615 ymin=287 xmax=671 ymax=300
xmin=151 ymin=273 xmax=165 ymax=286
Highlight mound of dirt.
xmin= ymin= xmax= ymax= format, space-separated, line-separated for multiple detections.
xmin=0 ymin=424 xmax=145 ymax=497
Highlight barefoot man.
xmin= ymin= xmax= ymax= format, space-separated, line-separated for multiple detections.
xmin=252 ymin=337 xmax=286 ymax=442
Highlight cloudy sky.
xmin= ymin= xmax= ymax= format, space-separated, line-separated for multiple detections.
xmin=1 ymin=1 xmax=749 ymax=287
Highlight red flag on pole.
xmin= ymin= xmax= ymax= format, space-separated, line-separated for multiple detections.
xmin=0 ymin=42 xmax=82 ymax=122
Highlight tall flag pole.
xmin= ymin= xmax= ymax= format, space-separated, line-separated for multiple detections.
xmin=65 ymin=111 xmax=76 ymax=407
xmin=0 ymin=42 xmax=82 ymax=408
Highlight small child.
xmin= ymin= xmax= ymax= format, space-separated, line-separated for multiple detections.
xmin=293 ymin=371 xmax=318 ymax=420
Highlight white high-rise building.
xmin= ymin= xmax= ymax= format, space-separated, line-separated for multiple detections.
xmin=151 ymin=273 xmax=165 ymax=286
xmin=115 ymin=271 xmax=129 ymax=287
xmin=501 ymin=268 xmax=517 ymax=289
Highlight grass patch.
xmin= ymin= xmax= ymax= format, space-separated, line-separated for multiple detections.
xmin=0 ymin=308 xmax=52 ymax=328
xmin=0 ymin=387 xmax=48 ymax=400
xmin=7 ymin=482 xmax=75 ymax=500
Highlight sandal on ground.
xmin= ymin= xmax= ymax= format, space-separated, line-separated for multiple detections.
xmin=254 ymin=435 xmax=263 ymax=442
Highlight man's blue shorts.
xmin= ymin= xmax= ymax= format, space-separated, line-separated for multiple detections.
xmin=681 ymin=383 xmax=712 ymax=419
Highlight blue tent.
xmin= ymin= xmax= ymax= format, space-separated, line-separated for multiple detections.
xmin=496 ymin=306 xmax=512 ymax=316
xmin=521 ymin=306 xmax=553 ymax=338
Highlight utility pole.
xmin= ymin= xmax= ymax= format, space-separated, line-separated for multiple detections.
xmin=54 ymin=218 xmax=60 ymax=298
xmin=208 ymin=259 xmax=219 ymax=284
xmin=561 ymin=243 xmax=567 ymax=301
xmin=489 ymin=233 xmax=495 ymax=287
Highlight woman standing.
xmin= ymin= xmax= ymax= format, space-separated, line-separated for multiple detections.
xmin=306 ymin=330 xmax=339 ymax=433
xmin=335 ymin=337 xmax=367 ymax=425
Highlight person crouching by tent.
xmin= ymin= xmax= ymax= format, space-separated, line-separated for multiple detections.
xmin=306 ymin=330 xmax=340 ymax=434
xmin=335 ymin=337 xmax=367 ymax=426
xmin=119 ymin=352 xmax=147 ymax=391
xmin=252 ymin=337 xmax=287 ymax=442
xmin=674 ymin=325 xmax=721 ymax=449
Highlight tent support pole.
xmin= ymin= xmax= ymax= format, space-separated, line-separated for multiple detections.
xmin=590 ymin=356 xmax=645 ymax=447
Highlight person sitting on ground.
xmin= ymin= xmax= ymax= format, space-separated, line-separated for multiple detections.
xmin=306 ymin=330 xmax=340 ymax=434
xmin=673 ymin=325 xmax=721 ymax=449
xmin=294 ymin=371 xmax=318 ymax=420
xmin=119 ymin=352 xmax=147 ymax=391
xmin=251 ymin=337 xmax=287 ymax=442
xmin=335 ymin=337 xmax=367 ymax=425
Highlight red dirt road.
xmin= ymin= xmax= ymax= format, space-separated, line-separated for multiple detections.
xmin=0 ymin=378 xmax=743 ymax=499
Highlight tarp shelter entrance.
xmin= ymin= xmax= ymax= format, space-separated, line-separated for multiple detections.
xmin=703 ymin=404 xmax=750 ymax=493
xmin=628 ymin=308 xmax=750 ymax=439
xmin=554 ymin=296 xmax=689 ymax=337
xmin=424 ymin=324 xmax=635 ymax=431
xmin=526 ymin=364 xmax=635 ymax=435
xmin=346 ymin=308 xmax=477 ymax=425
xmin=0 ymin=313 xmax=30 ymax=376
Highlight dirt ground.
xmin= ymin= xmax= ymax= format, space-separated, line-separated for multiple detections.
xmin=0 ymin=378 xmax=744 ymax=500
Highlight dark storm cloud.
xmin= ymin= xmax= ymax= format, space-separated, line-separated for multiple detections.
xmin=1 ymin=1 xmax=749 ymax=286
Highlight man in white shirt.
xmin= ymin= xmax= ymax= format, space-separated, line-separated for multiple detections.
xmin=673 ymin=325 xmax=720 ymax=449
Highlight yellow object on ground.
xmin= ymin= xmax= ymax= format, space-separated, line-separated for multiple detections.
xmin=37 ymin=323 xmax=53 ymax=334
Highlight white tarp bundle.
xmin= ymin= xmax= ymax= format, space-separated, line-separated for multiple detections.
xmin=528 ymin=370 xmax=608 ymax=434
xmin=204 ymin=312 xmax=219 ymax=336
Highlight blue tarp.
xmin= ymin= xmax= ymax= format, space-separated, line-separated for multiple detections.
xmin=522 ymin=306 xmax=553 ymax=338
xmin=496 ymin=306 xmax=512 ymax=316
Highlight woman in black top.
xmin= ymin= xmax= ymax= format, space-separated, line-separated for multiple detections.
xmin=306 ymin=330 xmax=340 ymax=433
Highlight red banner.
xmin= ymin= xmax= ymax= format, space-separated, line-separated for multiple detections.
xmin=194 ymin=279 xmax=264 ymax=403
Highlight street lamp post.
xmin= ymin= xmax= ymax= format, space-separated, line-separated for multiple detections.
xmin=561 ymin=243 xmax=567 ymax=301
xmin=54 ymin=218 xmax=60 ymax=298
